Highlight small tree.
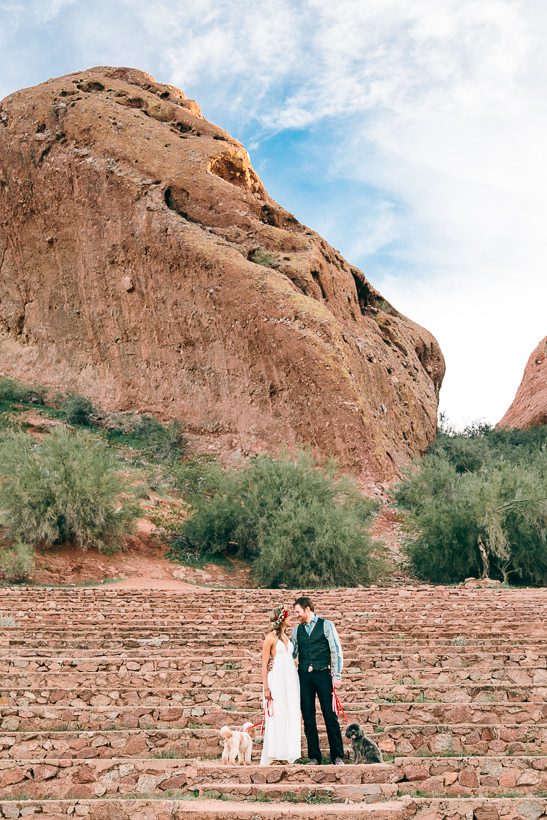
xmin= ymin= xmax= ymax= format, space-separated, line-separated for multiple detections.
xmin=106 ymin=413 xmax=187 ymax=463
xmin=0 ymin=429 xmax=137 ymax=552
xmin=396 ymin=450 xmax=547 ymax=586
xmin=168 ymin=451 xmax=386 ymax=588
xmin=253 ymin=493 xmax=385 ymax=588
xmin=59 ymin=393 xmax=97 ymax=426
xmin=131 ymin=415 xmax=187 ymax=462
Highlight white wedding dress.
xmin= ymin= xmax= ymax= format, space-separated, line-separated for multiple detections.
xmin=260 ymin=638 xmax=301 ymax=765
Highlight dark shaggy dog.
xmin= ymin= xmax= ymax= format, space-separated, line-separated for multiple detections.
xmin=345 ymin=723 xmax=383 ymax=763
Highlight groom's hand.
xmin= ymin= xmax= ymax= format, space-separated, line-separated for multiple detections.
xmin=333 ymin=678 xmax=341 ymax=689
xmin=267 ymin=658 xmax=274 ymax=673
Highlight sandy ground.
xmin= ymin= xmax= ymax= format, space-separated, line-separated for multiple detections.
xmin=30 ymin=523 xmax=252 ymax=590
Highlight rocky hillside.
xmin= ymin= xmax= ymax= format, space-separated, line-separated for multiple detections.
xmin=498 ymin=336 xmax=546 ymax=429
xmin=0 ymin=66 xmax=444 ymax=483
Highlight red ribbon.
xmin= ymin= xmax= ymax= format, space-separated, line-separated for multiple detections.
xmin=332 ymin=689 xmax=349 ymax=723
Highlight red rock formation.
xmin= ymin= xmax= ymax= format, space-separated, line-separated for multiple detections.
xmin=498 ymin=337 xmax=546 ymax=429
xmin=0 ymin=66 xmax=445 ymax=482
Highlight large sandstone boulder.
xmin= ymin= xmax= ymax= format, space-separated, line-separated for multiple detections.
xmin=0 ymin=66 xmax=444 ymax=482
xmin=498 ymin=337 xmax=546 ymax=429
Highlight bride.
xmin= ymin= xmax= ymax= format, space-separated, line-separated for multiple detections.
xmin=260 ymin=605 xmax=301 ymax=765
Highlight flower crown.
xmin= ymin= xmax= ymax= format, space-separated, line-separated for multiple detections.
xmin=271 ymin=606 xmax=289 ymax=630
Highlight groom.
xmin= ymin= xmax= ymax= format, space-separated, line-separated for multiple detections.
xmin=291 ymin=596 xmax=345 ymax=765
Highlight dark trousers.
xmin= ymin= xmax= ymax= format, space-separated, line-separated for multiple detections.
xmin=299 ymin=669 xmax=344 ymax=762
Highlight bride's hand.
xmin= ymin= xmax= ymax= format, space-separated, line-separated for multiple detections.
xmin=264 ymin=688 xmax=272 ymax=700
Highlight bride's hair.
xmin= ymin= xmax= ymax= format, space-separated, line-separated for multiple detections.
xmin=270 ymin=605 xmax=289 ymax=637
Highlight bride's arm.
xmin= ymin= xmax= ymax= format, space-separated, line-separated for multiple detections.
xmin=262 ymin=633 xmax=275 ymax=701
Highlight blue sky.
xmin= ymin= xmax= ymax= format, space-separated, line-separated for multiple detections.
xmin=1 ymin=0 xmax=546 ymax=427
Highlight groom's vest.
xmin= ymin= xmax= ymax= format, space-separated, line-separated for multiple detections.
xmin=297 ymin=618 xmax=331 ymax=672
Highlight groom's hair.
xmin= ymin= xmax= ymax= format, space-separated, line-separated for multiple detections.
xmin=293 ymin=596 xmax=314 ymax=611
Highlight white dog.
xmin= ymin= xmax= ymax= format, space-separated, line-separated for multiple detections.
xmin=219 ymin=722 xmax=254 ymax=765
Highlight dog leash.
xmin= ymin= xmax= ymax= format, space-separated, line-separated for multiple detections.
xmin=241 ymin=696 xmax=273 ymax=734
xmin=332 ymin=689 xmax=349 ymax=724
xmin=243 ymin=693 xmax=347 ymax=732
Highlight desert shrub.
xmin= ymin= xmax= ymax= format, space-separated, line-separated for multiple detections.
xmin=58 ymin=393 xmax=97 ymax=427
xmin=0 ymin=540 xmax=34 ymax=583
xmin=106 ymin=413 xmax=187 ymax=463
xmin=0 ymin=428 xmax=138 ymax=552
xmin=430 ymin=416 xmax=547 ymax=473
xmin=395 ymin=437 xmax=547 ymax=586
xmin=254 ymin=494 xmax=385 ymax=587
xmin=168 ymin=451 xmax=386 ymax=587
xmin=0 ymin=376 xmax=45 ymax=407
xmin=248 ymin=247 xmax=280 ymax=269
xmin=132 ymin=415 xmax=186 ymax=462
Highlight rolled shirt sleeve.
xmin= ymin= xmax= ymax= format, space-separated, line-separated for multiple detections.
xmin=324 ymin=619 xmax=343 ymax=680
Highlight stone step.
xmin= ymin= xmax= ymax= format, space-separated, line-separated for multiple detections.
xmin=5 ymin=683 xmax=546 ymax=709
xmin=3 ymin=701 xmax=545 ymax=733
xmin=4 ymin=636 xmax=545 ymax=650
xmin=1 ymin=585 xmax=545 ymax=818
xmin=1 ymin=584 xmax=542 ymax=598
xmin=0 ymin=756 xmax=545 ymax=800
xmin=5 ymin=665 xmax=545 ymax=689
xmin=3 ymin=648 xmax=544 ymax=667
xmin=191 ymin=779 xmax=545 ymax=802
xmin=1 ymin=724 xmax=545 ymax=760
xmin=1 ymin=584 xmax=543 ymax=598
xmin=5 ymin=606 xmax=541 ymax=618
xmin=5 ymin=600 xmax=542 ymax=612
xmin=9 ymin=616 xmax=542 ymax=629
xmin=9 ymin=627 xmax=544 ymax=641
xmin=0 ymin=797 xmax=411 ymax=819
xmin=8 ymin=604 xmax=536 ymax=615
xmin=0 ymin=797 xmax=545 ymax=819
xmin=0 ymin=603 xmax=544 ymax=634
xmin=6 ymin=619 xmax=544 ymax=633
xmin=3 ymin=588 xmax=542 ymax=601
xmin=8 ymin=628 xmax=541 ymax=641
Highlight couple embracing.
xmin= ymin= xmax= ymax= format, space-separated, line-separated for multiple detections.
xmin=260 ymin=596 xmax=345 ymax=766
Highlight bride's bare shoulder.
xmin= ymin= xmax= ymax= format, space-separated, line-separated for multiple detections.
xmin=263 ymin=631 xmax=276 ymax=644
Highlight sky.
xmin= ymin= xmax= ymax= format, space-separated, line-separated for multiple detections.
xmin=0 ymin=0 xmax=545 ymax=428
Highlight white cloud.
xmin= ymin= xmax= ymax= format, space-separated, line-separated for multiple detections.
xmin=243 ymin=0 xmax=546 ymax=427
xmin=0 ymin=0 xmax=77 ymax=24
xmin=0 ymin=0 xmax=545 ymax=426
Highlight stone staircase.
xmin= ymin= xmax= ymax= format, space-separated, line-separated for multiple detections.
xmin=0 ymin=585 xmax=545 ymax=819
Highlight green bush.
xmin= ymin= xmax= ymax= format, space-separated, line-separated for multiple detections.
xmin=0 ymin=376 xmax=45 ymax=407
xmin=395 ymin=424 xmax=547 ymax=586
xmin=248 ymin=248 xmax=280 ymax=269
xmin=106 ymin=413 xmax=186 ymax=463
xmin=0 ymin=540 xmax=34 ymax=583
xmin=168 ymin=451 xmax=386 ymax=587
xmin=431 ymin=416 xmax=547 ymax=472
xmin=132 ymin=415 xmax=186 ymax=462
xmin=0 ymin=428 xmax=138 ymax=552
xmin=59 ymin=393 xmax=97 ymax=426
